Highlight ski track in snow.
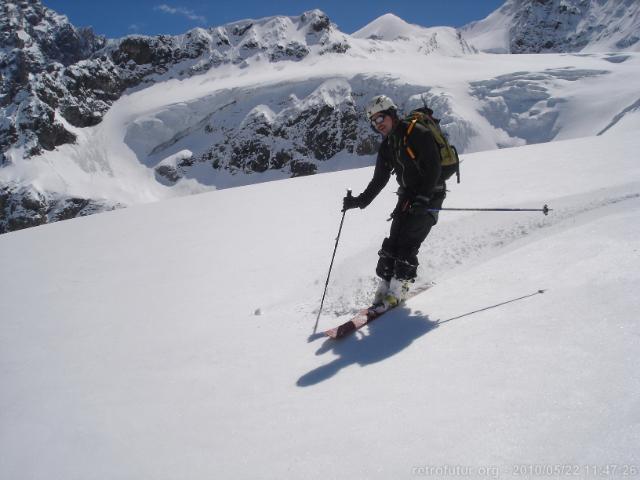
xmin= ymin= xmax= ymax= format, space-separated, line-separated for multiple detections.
xmin=310 ymin=183 xmax=640 ymax=320
xmin=430 ymin=184 xmax=640 ymax=275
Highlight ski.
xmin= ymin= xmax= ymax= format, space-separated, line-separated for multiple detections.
xmin=321 ymin=282 xmax=434 ymax=339
xmin=323 ymin=304 xmax=393 ymax=339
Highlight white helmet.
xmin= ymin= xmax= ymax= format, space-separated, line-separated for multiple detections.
xmin=365 ymin=95 xmax=397 ymax=119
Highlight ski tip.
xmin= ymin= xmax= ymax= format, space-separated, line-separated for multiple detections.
xmin=324 ymin=328 xmax=338 ymax=339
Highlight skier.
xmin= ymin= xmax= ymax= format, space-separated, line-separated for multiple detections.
xmin=342 ymin=95 xmax=445 ymax=310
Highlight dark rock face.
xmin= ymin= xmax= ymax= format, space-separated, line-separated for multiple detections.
xmin=155 ymin=165 xmax=181 ymax=184
xmin=506 ymin=0 xmax=640 ymax=53
xmin=177 ymin=81 xmax=379 ymax=184
xmin=34 ymin=112 xmax=77 ymax=151
xmin=113 ymin=37 xmax=157 ymax=65
xmin=304 ymin=11 xmax=331 ymax=33
xmin=509 ymin=0 xmax=588 ymax=53
xmin=1 ymin=0 xmax=107 ymax=160
xmin=0 ymin=183 xmax=122 ymax=234
xmin=303 ymin=105 xmax=359 ymax=160
xmin=270 ymin=42 xmax=309 ymax=62
xmin=230 ymin=140 xmax=272 ymax=173
xmin=462 ymin=0 xmax=640 ymax=54
xmin=0 ymin=185 xmax=47 ymax=233
xmin=290 ymin=160 xmax=317 ymax=177
xmin=0 ymin=1 xmax=105 ymax=70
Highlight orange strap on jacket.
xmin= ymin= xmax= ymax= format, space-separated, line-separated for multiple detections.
xmin=404 ymin=118 xmax=418 ymax=160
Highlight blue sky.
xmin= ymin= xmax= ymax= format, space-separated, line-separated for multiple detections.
xmin=41 ymin=0 xmax=504 ymax=38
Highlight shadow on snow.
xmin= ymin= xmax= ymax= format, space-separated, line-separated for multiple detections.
xmin=297 ymin=289 xmax=546 ymax=387
xmin=297 ymin=307 xmax=438 ymax=387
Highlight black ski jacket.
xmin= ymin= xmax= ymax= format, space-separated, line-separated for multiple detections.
xmin=358 ymin=120 xmax=442 ymax=208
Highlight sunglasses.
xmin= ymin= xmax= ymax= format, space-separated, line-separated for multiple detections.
xmin=370 ymin=114 xmax=386 ymax=127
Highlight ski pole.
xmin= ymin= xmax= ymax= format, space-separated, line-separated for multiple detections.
xmin=428 ymin=204 xmax=552 ymax=215
xmin=313 ymin=189 xmax=352 ymax=334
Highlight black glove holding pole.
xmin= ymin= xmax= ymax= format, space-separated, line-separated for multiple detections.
xmin=342 ymin=190 xmax=362 ymax=212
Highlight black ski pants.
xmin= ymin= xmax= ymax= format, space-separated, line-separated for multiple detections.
xmin=376 ymin=192 xmax=444 ymax=281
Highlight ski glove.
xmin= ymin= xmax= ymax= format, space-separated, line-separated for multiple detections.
xmin=342 ymin=194 xmax=362 ymax=211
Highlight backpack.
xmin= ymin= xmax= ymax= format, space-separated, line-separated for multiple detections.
xmin=403 ymin=107 xmax=461 ymax=184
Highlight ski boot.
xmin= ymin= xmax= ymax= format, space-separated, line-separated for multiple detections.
xmin=370 ymin=277 xmax=410 ymax=313
xmin=369 ymin=278 xmax=391 ymax=314
xmin=383 ymin=277 xmax=411 ymax=308
xmin=369 ymin=279 xmax=390 ymax=314
xmin=372 ymin=278 xmax=390 ymax=304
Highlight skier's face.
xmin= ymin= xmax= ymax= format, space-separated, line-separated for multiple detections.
xmin=370 ymin=113 xmax=393 ymax=137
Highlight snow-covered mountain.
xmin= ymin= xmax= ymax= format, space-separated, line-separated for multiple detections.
xmin=1 ymin=117 xmax=638 ymax=479
xmin=1 ymin=0 xmax=640 ymax=234
xmin=352 ymin=13 xmax=476 ymax=56
xmin=461 ymin=0 xmax=640 ymax=54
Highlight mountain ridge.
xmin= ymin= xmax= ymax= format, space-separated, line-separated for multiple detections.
xmin=1 ymin=0 xmax=639 ymax=234
xmin=461 ymin=0 xmax=640 ymax=54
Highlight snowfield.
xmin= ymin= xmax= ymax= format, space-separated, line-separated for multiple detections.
xmin=1 ymin=123 xmax=639 ymax=478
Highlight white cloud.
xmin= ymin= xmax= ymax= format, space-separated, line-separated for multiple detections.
xmin=154 ymin=4 xmax=207 ymax=24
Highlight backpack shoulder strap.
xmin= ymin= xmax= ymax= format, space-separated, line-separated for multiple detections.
xmin=404 ymin=118 xmax=419 ymax=160
xmin=406 ymin=117 xmax=418 ymax=136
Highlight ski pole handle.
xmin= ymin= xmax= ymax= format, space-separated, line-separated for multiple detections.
xmin=341 ymin=189 xmax=353 ymax=212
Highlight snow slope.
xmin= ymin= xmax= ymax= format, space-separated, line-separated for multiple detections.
xmin=1 ymin=124 xmax=639 ymax=478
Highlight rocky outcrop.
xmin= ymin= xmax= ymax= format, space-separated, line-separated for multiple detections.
xmin=461 ymin=0 xmax=640 ymax=54
xmin=161 ymin=79 xmax=380 ymax=182
xmin=143 ymin=77 xmax=472 ymax=188
xmin=507 ymin=0 xmax=637 ymax=53
xmin=1 ymin=0 xmax=106 ymax=160
xmin=0 ymin=183 xmax=121 ymax=234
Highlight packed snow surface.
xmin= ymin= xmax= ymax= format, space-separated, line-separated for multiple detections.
xmin=1 ymin=124 xmax=639 ymax=478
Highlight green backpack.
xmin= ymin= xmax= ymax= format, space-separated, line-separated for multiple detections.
xmin=403 ymin=107 xmax=461 ymax=183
